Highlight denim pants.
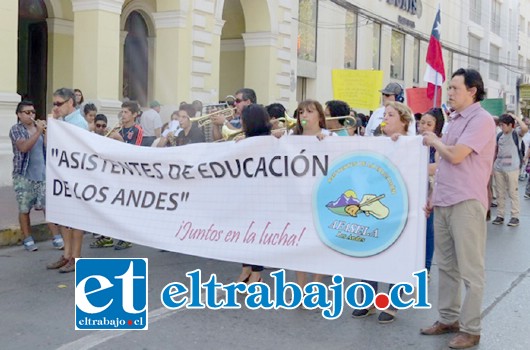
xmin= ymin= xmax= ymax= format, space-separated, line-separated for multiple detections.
xmin=426 ymin=212 xmax=435 ymax=271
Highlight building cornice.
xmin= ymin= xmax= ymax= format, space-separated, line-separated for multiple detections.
xmin=72 ymin=0 xmax=125 ymax=14
xmin=153 ymin=11 xmax=188 ymax=29
xmin=221 ymin=39 xmax=244 ymax=52
xmin=46 ymin=18 xmax=74 ymax=36
xmin=242 ymin=32 xmax=278 ymax=48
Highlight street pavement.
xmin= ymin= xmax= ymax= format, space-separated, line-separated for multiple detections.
xmin=1 ymin=189 xmax=530 ymax=350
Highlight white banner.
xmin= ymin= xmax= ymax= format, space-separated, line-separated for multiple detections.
xmin=46 ymin=119 xmax=428 ymax=284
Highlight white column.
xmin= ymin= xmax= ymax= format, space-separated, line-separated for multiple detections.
xmin=46 ymin=18 xmax=74 ymax=112
xmin=0 ymin=0 xmax=20 ymax=186
xmin=152 ymin=10 xmax=192 ymax=105
xmin=72 ymin=0 xmax=125 ymax=119
xmin=242 ymin=31 xmax=279 ymax=104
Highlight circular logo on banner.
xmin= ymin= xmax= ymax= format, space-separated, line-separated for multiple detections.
xmin=313 ymin=152 xmax=408 ymax=257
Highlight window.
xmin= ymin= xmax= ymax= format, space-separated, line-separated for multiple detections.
xmin=344 ymin=10 xmax=357 ymax=69
xmin=468 ymin=35 xmax=480 ymax=70
xmin=372 ymin=22 xmax=381 ymax=70
xmin=527 ymin=59 xmax=530 ymax=74
xmin=298 ymin=0 xmax=318 ymax=62
xmin=491 ymin=0 xmax=501 ymax=35
xmin=470 ymin=0 xmax=481 ymax=24
xmin=390 ymin=30 xmax=405 ymax=80
xmin=489 ymin=45 xmax=499 ymax=81
xmin=413 ymin=38 xmax=420 ymax=84
xmin=528 ymin=22 xmax=530 ymax=37
xmin=519 ymin=16 xmax=525 ymax=33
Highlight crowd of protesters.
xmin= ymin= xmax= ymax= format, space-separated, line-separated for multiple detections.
xmin=9 ymin=67 xmax=530 ymax=348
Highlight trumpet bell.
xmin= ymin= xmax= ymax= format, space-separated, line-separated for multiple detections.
xmin=221 ymin=125 xmax=244 ymax=141
xmin=277 ymin=112 xmax=298 ymax=130
xmin=225 ymin=95 xmax=236 ymax=107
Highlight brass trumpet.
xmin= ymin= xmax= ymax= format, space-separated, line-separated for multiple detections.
xmin=105 ymin=122 xmax=122 ymax=137
xmin=325 ymin=115 xmax=357 ymax=132
xmin=276 ymin=112 xmax=298 ymax=131
xmin=190 ymin=107 xmax=237 ymax=127
xmin=219 ymin=124 xmax=244 ymax=141
xmin=225 ymin=95 xmax=236 ymax=107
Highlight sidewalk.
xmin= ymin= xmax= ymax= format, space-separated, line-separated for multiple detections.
xmin=0 ymin=185 xmax=49 ymax=246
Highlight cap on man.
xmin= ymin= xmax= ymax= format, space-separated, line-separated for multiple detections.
xmin=379 ymin=82 xmax=403 ymax=96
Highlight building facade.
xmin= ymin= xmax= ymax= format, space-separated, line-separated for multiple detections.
xmin=0 ymin=0 xmax=529 ymax=186
xmin=0 ymin=0 xmax=298 ymax=186
xmin=297 ymin=0 xmax=524 ymax=112
xmin=459 ymin=0 xmax=520 ymax=111
xmin=518 ymin=0 xmax=530 ymax=115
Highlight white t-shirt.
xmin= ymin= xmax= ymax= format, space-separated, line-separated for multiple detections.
xmin=364 ymin=107 xmax=385 ymax=137
xmin=287 ymin=128 xmax=336 ymax=136
xmin=364 ymin=106 xmax=416 ymax=137
xmin=140 ymin=108 xmax=163 ymax=137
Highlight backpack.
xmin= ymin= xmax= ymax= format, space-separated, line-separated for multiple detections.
xmin=496 ymin=130 xmax=525 ymax=166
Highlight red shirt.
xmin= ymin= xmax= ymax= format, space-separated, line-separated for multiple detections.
xmin=120 ymin=124 xmax=143 ymax=145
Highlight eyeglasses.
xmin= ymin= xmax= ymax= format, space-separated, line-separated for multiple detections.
xmin=52 ymin=99 xmax=69 ymax=107
xmin=382 ymin=94 xmax=393 ymax=97
xmin=235 ymin=98 xmax=244 ymax=104
xmin=95 ymin=123 xmax=107 ymax=128
xmin=19 ymin=110 xmax=36 ymax=115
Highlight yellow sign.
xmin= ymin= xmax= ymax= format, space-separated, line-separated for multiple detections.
xmin=521 ymin=85 xmax=530 ymax=101
xmin=332 ymin=70 xmax=384 ymax=110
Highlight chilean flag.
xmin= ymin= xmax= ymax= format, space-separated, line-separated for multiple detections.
xmin=423 ymin=6 xmax=445 ymax=101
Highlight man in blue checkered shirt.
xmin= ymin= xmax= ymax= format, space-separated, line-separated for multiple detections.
xmin=10 ymin=100 xmax=64 ymax=252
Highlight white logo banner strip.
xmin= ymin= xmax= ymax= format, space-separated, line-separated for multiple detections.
xmin=46 ymin=119 xmax=428 ymax=283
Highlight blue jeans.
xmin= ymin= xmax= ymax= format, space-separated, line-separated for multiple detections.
xmin=426 ymin=212 xmax=435 ymax=272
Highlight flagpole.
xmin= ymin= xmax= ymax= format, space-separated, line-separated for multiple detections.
xmin=433 ymin=74 xmax=438 ymax=108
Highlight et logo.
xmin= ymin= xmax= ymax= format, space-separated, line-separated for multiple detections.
xmin=75 ymin=259 xmax=148 ymax=330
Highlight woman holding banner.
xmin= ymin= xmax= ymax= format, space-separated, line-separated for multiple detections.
xmin=290 ymin=100 xmax=335 ymax=289
xmin=290 ymin=100 xmax=334 ymax=140
xmin=235 ymin=104 xmax=272 ymax=283
xmin=352 ymin=101 xmax=413 ymax=323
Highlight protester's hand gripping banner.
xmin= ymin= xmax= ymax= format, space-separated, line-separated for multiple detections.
xmin=47 ymin=119 xmax=428 ymax=284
